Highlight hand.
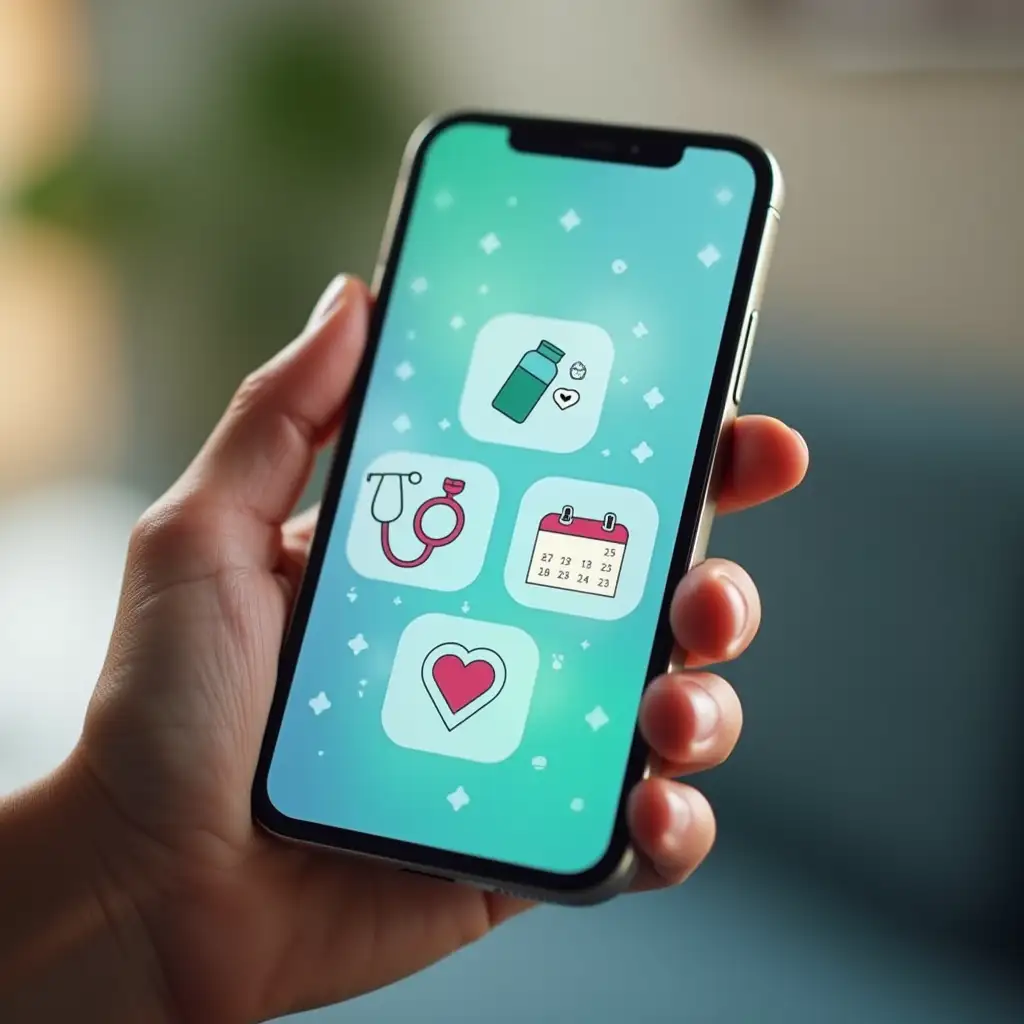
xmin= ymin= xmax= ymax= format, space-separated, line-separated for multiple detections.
xmin=10 ymin=276 xmax=808 ymax=1023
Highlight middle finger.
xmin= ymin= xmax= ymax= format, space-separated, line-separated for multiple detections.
xmin=640 ymin=671 xmax=743 ymax=777
xmin=669 ymin=557 xmax=761 ymax=670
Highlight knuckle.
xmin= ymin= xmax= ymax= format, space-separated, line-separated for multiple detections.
xmin=128 ymin=495 xmax=223 ymax=576
xmin=231 ymin=365 xmax=276 ymax=418
xmin=130 ymin=500 xmax=179 ymax=553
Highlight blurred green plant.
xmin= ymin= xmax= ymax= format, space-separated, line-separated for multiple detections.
xmin=11 ymin=12 xmax=416 ymax=488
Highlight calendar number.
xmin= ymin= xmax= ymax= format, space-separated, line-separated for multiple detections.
xmin=540 ymin=552 xmax=553 ymax=563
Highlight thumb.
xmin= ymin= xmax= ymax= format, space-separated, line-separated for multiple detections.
xmin=189 ymin=274 xmax=368 ymax=526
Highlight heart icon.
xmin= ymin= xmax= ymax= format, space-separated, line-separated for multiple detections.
xmin=433 ymin=655 xmax=494 ymax=712
xmin=421 ymin=642 xmax=506 ymax=731
xmin=552 ymin=388 xmax=581 ymax=411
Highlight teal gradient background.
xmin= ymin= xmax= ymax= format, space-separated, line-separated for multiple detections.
xmin=267 ymin=123 xmax=756 ymax=875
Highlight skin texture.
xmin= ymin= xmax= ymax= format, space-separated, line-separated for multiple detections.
xmin=0 ymin=276 xmax=808 ymax=1024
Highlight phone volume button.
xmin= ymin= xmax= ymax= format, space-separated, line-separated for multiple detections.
xmin=370 ymin=262 xmax=386 ymax=297
xmin=750 ymin=210 xmax=779 ymax=310
xmin=733 ymin=310 xmax=759 ymax=405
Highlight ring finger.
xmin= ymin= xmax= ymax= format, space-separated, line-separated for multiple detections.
xmin=640 ymin=671 xmax=743 ymax=778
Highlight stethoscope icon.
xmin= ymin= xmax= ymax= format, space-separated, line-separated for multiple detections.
xmin=366 ymin=471 xmax=467 ymax=568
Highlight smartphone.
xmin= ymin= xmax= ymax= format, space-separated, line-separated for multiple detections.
xmin=253 ymin=112 xmax=782 ymax=904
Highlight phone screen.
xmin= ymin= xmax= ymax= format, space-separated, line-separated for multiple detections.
xmin=265 ymin=122 xmax=760 ymax=877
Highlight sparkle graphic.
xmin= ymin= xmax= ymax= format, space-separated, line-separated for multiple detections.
xmin=585 ymin=706 xmax=610 ymax=731
xmin=506 ymin=196 xmax=518 ymax=207
xmin=697 ymin=244 xmax=722 ymax=268
xmin=619 ymin=376 xmax=630 ymax=385
xmin=631 ymin=441 xmax=654 ymax=464
xmin=559 ymin=208 xmax=581 ymax=231
xmin=715 ymin=186 xmax=734 ymax=205
xmin=438 ymin=418 xmax=451 ymax=431
xmin=406 ymin=329 xmax=417 ymax=340
xmin=393 ymin=596 xmax=402 ymax=605
xmin=632 ymin=321 xmax=649 ymax=339
xmin=461 ymin=601 xmax=471 ymax=614
xmin=394 ymin=361 xmax=415 ymax=381
xmin=478 ymin=283 xmax=489 ymax=295
xmin=643 ymin=387 xmax=665 ymax=410
xmin=434 ymin=189 xmax=454 ymax=209
xmin=611 ymin=259 xmax=628 ymax=274
xmin=392 ymin=414 xmax=411 ymax=434
xmin=479 ymin=232 xmax=501 ymax=255
xmin=581 ymin=640 xmax=591 ymax=650
xmin=410 ymin=276 xmax=428 ymax=294
xmin=450 ymin=315 xmax=466 ymax=330
xmin=570 ymin=798 xmax=585 ymax=812
xmin=531 ymin=756 xmax=548 ymax=771
xmin=347 ymin=633 xmax=369 ymax=656
xmin=600 ymin=449 xmax=611 ymax=457
xmin=309 ymin=691 xmax=331 ymax=716
xmin=346 ymin=587 xmax=358 ymax=603
xmin=447 ymin=786 xmax=470 ymax=811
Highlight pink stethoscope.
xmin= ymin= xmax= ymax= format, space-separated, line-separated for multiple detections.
xmin=366 ymin=471 xmax=466 ymax=568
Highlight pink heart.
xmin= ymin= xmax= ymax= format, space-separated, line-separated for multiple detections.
xmin=432 ymin=654 xmax=496 ymax=713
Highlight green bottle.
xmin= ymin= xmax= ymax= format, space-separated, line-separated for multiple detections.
xmin=491 ymin=340 xmax=565 ymax=423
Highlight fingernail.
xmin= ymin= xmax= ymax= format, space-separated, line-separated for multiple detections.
xmin=714 ymin=571 xmax=750 ymax=655
xmin=305 ymin=274 xmax=348 ymax=331
xmin=661 ymin=787 xmax=693 ymax=857
xmin=689 ymin=684 xmax=720 ymax=744
xmin=791 ymin=427 xmax=809 ymax=457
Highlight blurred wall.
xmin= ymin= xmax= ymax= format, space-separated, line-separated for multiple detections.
xmin=383 ymin=0 xmax=1023 ymax=391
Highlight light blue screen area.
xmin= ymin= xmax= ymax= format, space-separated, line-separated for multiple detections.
xmin=267 ymin=123 xmax=756 ymax=875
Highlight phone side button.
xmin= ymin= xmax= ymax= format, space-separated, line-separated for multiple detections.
xmin=733 ymin=310 xmax=759 ymax=405
xmin=370 ymin=262 xmax=386 ymax=296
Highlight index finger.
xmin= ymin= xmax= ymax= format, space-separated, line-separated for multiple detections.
xmin=716 ymin=415 xmax=808 ymax=515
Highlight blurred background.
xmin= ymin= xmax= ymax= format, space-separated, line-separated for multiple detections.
xmin=1 ymin=1 xmax=1023 ymax=1020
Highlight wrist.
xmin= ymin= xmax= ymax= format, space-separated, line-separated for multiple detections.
xmin=0 ymin=749 xmax=173 ymax=1023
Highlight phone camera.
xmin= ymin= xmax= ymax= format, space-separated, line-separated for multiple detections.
xmin=629 ymin=144 xmax=641 ymax=156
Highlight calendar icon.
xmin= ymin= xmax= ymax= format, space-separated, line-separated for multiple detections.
xmin=525 ymin=505 xmax=629 ymax=599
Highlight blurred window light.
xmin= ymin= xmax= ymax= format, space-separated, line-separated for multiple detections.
xmin=0 ymin=483 xmax=144 ymax=796
xmin=0 ymin=225 xmax=123 ymax=490
xmin=737 ymin=0 xmax=1024 ymax=69
xmin=0 ymin=0 xmax=90 ymax=191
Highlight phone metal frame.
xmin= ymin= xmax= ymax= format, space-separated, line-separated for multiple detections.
xmin=253 ymin=111 xmax=784 ymax=905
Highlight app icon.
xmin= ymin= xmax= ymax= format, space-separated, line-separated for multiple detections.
xmin=505 ymin=477 xmax=659 ymax=620
xmin=459 ymin=313 xmax=614 ymax=453
xmin=381 ymin=614 xmax=539 ymax=763
xmin=346 ymin=452 xmax=498 ymax=591
xmin=526 ymin=506 xmax=628 ymax=599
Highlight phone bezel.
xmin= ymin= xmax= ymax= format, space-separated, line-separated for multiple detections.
xmin=252 ymin=111 xmax=779 ymax=902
